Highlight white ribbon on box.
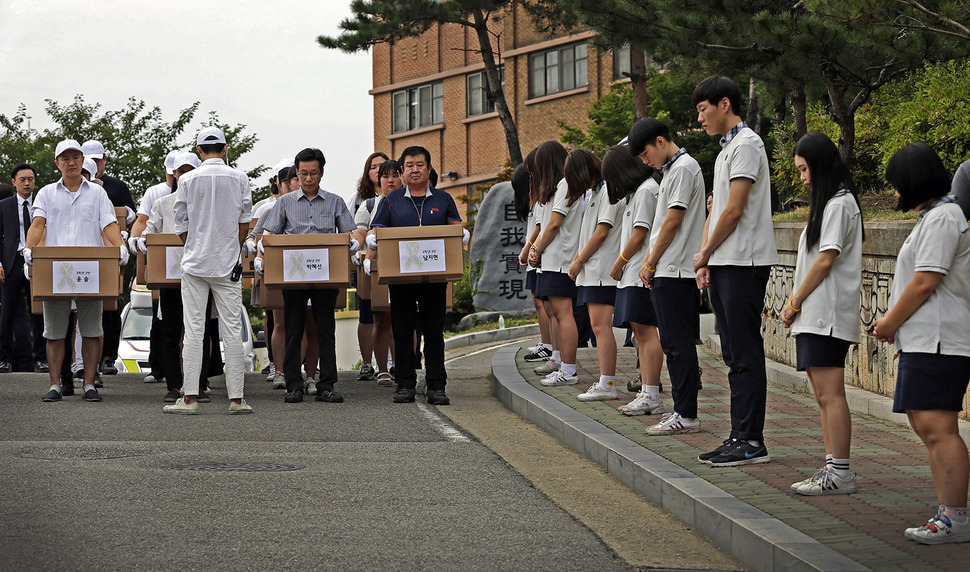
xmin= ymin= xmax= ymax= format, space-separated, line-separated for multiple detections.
xmin=284 ymin=248 xmax=329 ymax=282
xmin=399 ymin=239 xmax=446 ymax=274
xmin=52 ymin=261 xmax=100 ymax=294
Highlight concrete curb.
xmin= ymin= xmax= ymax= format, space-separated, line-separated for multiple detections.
xmin=491 ymin=345 xmax=869 ymax=572
xmin=445 ymin=324 xmax=539 ymax=350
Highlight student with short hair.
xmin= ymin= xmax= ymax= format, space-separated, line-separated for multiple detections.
xmin=630 ymin=118 xmax=707 ymax=434
xmin=873 ymin=143 xmax=970 ymax=544
xmin=691 ymin=76 xmax=778 ymax=466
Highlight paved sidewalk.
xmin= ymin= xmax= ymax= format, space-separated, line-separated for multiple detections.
xmin=492 ymin=340 xmax=970 ymax=571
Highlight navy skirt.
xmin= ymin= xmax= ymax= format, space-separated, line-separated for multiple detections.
xmin=526 ymin=269 xmax=538 ymax=292
xmin=612 ymin=286 xmax=657 ymax=327
xmin=893 ymin=352 xmax=970 ymax=413
xmin=536 ymin=271 xmax=577 ymax=301
xmin=577 ymin=285 xmax=617 ymax=306
xmin=795 ymin=333 xmax=851 ymax=371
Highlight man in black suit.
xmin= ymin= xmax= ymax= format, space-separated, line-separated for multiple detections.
xmin=0 ymin=163 xmax=47 ymax=373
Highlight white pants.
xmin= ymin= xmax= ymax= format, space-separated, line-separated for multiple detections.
xmin=180 ymin=272 xmax=245 ymax=399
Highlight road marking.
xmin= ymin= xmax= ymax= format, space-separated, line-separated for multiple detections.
xmin=444 ymin=339 xmax=523 ymax=364
xmin=415 ymin=403 xmax=471 ymax=442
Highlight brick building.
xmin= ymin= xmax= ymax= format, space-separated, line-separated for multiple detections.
xmin=369 ymin=2 xmax=631 ymax=220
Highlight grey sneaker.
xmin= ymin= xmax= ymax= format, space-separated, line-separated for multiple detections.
xmin=533 ymin=360 xmax=559 ymax=375
xmin=358 ymin=363 xmax=376 ymax=380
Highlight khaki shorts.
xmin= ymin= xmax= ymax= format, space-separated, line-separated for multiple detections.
xmin=43 ymin=299 xmax=104 ymax=340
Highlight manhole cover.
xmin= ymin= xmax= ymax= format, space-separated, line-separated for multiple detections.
xmin=173 ymin=462 xmax=305 ymax=472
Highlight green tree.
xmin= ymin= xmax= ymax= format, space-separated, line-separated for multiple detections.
xmin=319 ymin=0 xmax=524 ymax=166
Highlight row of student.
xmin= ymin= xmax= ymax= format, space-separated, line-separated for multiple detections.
xmin=515 ymin=75 xmax=969 ymax=545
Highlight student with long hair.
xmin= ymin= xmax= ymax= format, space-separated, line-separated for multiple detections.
xmin=527 ymin=141 xmax=581 ymax=386
xmin=601 ymin=145 xmax=665 ymax=415
xmin=566 ymin=150 xmax=624 ymax=400
xmin=872 ymin=143 xmax=970 ymax=544
xmin=779 ymin=132 xmax=864 ymax=495
xmin=514 ymin=158 xmax=555 ymax=364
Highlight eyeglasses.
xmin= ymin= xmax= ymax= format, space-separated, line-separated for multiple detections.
xmin=298 ymin=171 xmax=320 ymax=179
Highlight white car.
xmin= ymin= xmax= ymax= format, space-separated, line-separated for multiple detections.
xmin=115 ymin=289 xmax=256 ymax=374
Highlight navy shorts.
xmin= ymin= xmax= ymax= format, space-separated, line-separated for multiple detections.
xmin=526 ymin=269 xmax=537 ymax=292
xmin=893 ymin=352 xmax=970 ymax=413
xmin=536 ymin=271 xmax=577 ymax=301
xmin=795 ymin=333 xmax=851 ymax=371
xmin=357 ymin=295 xmax=374 ymax=324
xmin=612 ymin=286 xmax=657 ymax=327
xmin=577 ymin=285 xmax=617 ymax=306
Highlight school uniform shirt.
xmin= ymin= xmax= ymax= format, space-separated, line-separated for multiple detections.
xmin=253 ymin=195 xmax=278 ymax=221
xmin=538 ymin=179 xmax=583 ymax=274
xmin=146 ymin=192 xmax=178 ymax=234
xmin=707 ymin=125 xmax=778 ymax=267
xmin=137 ymin=182 xmax=172 ymax=218
xmin=576 ymin=182 xmax=625 ymax=287
xmin=370 ymin=185 xmax=461 ymax=229
xmin=650 ymin=152 xmax=706 ymax=278
xmin=355 ymin=195 xmax=385 ymax=230
xmin=261 ymin=188 xmax=355 ymax=235
xmin=32 ymin=178 xmax=116 ymax=247
xmin=891 ymin=201 xmax=970 ymax=356
xmin=617 ymin=178 xmax=660 ymax=288
xmin=791 ymin=191 xmax=863 ymax=342
xmin=173 ymin=158 xmax=253 ymax=277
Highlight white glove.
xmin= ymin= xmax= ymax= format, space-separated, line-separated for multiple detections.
xmin=24 ymin=264 xmax=30 ymax=281
xmin=257 ymin=238 xmax=265 ymax=255
xmin=350 ymin=251 xmax=360 ymax=266
xmin=137 ymin=236 xmax=148 ymax=254
xmin=120 ymin=230 xmax=129 ymax=243
xmin=349 ymin=238 xmax=360 ymax=255
xmin=127 ymin=236 xmax=140 ymax=255
xmin=125 ymin=207 xmax=136 ymax=225
xmin=254 ymin=257 xmax=264 ymax=275
xmin=244 ymin=239 xmax=257 ymax=257
xmin=462 ymin=228 xmax=470 ymax=246
xmin=22 ymin=247 xmax=32 ymax=266
xmin=119 ymin=245 xmax=130 ymax=266
xmin=366 ymin=234 xmax=378 ymax=251
xmin=363 ymin=258 xmax=372 ymax=276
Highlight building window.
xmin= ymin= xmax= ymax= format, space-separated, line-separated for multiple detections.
xmin=528 ymin=42 xmax=588 ymax=99
xmin=392 ymin=81 xmax=444 ymax=133
xmin=467 ymin=68 xmax=504 ymax=116
xmin=613 ymin=44 xmax=632 ymax=80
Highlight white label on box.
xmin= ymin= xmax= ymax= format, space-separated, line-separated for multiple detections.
xmin=52 ymin=261 xmax=100 ymax=294
xmin=165 ymin=247 xmax=184 ymax=280
xmin=398 ymin=239 xmax=446 ymax=274
xmin=283 ymin=248 xmax=329 ymax=282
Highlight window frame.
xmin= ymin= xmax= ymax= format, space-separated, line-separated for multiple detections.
xmin=391 ymin=81 xmax=444 ymax=133
xmin=528 ymin=41 xmax=588 ymax=99
xmin=466 ymin=67 xmax=504 ymax=117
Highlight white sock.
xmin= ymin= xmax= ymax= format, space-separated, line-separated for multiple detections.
xmin=598 ymin=375 xmax=615 ymax=391
xmin=83 ymin=384 xmax=95 ymax=392
xmin=747 ymin=439 xmax=761 ymax=448
xmin=387 ymin=360 xmax=394 ymax=370
xmin=825 ymin=453 xmax=834 ymax=469
xmin=541 ymin=343 xmax=552 ymax=350
xmin=551 ymin=350 xmax=561 ymax=363
xmin=644 ymin=385 xmax=659 ymax=400
xmin=561 ymin=363 xmax=577 ymax=376
xmin=831 ymin=457 xmax=851 ymax=479
xmin=50 ymin=384 xmax=61 ymax=394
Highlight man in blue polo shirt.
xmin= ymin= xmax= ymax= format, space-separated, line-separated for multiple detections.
xmin=367 ymin=146 xmax=466 ymax=405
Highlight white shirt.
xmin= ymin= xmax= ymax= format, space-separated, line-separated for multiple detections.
xmin=618 ymin=178 xmax=660 ymax=288
xmin=137 ymin=182 xmax=171 ymax=218
xmin=252 ymin=195 xmax=278 ymax=221
xmin=174 ymin=158 xmax=252 ymax=277
xmin=354 ymin=195 xmax=384 ymax=230
xmin=650 ymin=153 xmax=706 ymax=278
xmin=146 ymin=192 xmax=178 ymax=234
xmin=891 ymin=201 xmax=970 ymax=356
xmin=251 ymin=195 xmax=273 ymax=217
xmin=576 ymin=183 xmax=624 ymax=287
xmin=791 ymin=191 xmax=863 ymax=342
xmin=32 ymin=179 xmax=116 ymax=247
xmin=708 ymin=127 xmax=778 ymax=266
xmin=17 ymin=195 xmax=32 ymax=250
xmin=539 ymin=179 xmax=583 ymax=273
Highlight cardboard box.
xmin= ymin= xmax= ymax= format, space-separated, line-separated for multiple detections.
xmin=356 ymin=251 xmax=371 ymax=300
xmin=30 ymin=246 xmax=121 ymax=301
xmin=242 ymin=218 xmax=258 ymax=278
xmin=134 ymin=251 xmax=147 ymax=286
xmin=145 ymin=234 xmax=185 ymax=289
xmin=375 ymin=225 xmax=463 ymax=284
xmin=115 ymin=207 xmax=128 ymax=232
xmin=262 ymin=234 xmax=352 ymax=289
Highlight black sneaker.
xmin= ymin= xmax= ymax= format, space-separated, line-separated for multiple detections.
xmin=94 ymin=373 xmax=104 ymax=388
xmin=260 ymin=364 xmax=272 ymax=374
xmin=61 ymin=381 xmax=75 ymax=397
xmin=284 ymin=390 xmax=303 ymax=403
xmin=164 ymin=389 xmax=181 ymax=403
xmin=315 ymin=390 xmax=344 ymax=403
xmin=197 ymin=391 xmax=211 ymax=403
xmin=426 ymin=389 xmax=450 ymax=406
xmin=100 ymin=357 xmax=118 ymax=375
xmin=698 ymin=439 xmax=736 ymax=463
xmin=524 ymin=346 xmax=552 ymax=362
xmin=83 ymin=388 xmax=103 ymax=402
xmin=393 ymin=387 xmax=416 ymax=403
xmin=707 ymin=440 xmax=770 ymax=467
xmin=42 ymin=388 xmax=62 ymax=402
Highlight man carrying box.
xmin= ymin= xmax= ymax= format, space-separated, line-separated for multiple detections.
xmin=24 ymin=139 xmax=128 ymax=403
xmin=367 ymin=146 xmax=467 ymax=406
xmin=258 ymin=147 xmax=358 ymax=404
xmin=164 ymin=127 xmax=252 ymax=415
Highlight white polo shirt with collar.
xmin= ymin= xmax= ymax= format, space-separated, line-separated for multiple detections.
xmin=538 ymin=178 xmax=583 ymax=274
xmin=618 ymin=178 xmax=660 ymax=289
xmin=576 ymin=182 xmax=625 ymax=287
xmin=137 ymin=182 xmax=172 ymax=218
xmin=32 ymin=178 xmax=116 ymax=247
xmin=650 ymin=153 xmax=706 ymax=279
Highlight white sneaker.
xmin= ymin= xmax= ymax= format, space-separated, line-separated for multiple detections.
xmin=143 ymin=374 xmax=161 ymax=383
xmin=577 ymin=384 xmax=617 ymax=401
xmin=163 ymin=398 xmax=199 ymax=415
xmin=533 ymin=360 xmax=560 ymax=375
xmin=618 ymin=392 xmax=664 ymax=416
xmin=646 ymin=412 xmax=700 ymax=435
xmin=229 ymin=399 xmax=253 ymax=415
xmin=540 ymin=370 xmax=579 ymax=386
xmin=791 ymin=467 xmax=827 ymax=492
xmin=795 ymin=468 xmax=856 ymax=496
xmin=265 ymin=363 xmax=276 ymax=382
xmin=271 ymin=372 xmax=286 ymax=389
xmin=304 ymin=376 xmax=317 ymax=395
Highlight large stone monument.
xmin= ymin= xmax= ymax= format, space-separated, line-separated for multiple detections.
xmin=469 ymin=181 xmax=533 ymax=312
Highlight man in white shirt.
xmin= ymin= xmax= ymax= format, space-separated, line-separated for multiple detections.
xmin=164 ymin=127 xmax=253 ymax=415
xmin=25 ymin=140 xmax=128 ymax=403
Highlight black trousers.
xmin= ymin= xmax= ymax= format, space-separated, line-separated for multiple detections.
xmin=282 ymin=288 xmax=338 ymax=394
xmin=264 ymin=309 xmax=274 ymax=364
xmin=0 ymin=254 xmax=45 ymax=368
xmin=652 ymin=277 xmax=701 ymax=419
xmin=708 ymin=265 xmax=771 ymax=443
xmin=101 ymin=308 xmax=121 ymax=362
xmin=389 ymin=282 xmax=447 ymax=390
xmin=148 ymin=299 xmax=165 ymax=379
xmin=159 ymin=289 xmax=216 ymax=392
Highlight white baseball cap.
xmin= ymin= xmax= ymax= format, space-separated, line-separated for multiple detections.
xmin=174 ymin=152 xmax=201 ymax=171
xmin=82 ymin=158 xmax=98 ymax=178
xmin=54 ymin=139 xmax=84 ymax=159
xmin=81 ymin=140 xmax=106 ymax=159
xmin=196 ymin=126 xmax=226 ymax=146
xmin=164 ymin=149 xmax=181 ymax=175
